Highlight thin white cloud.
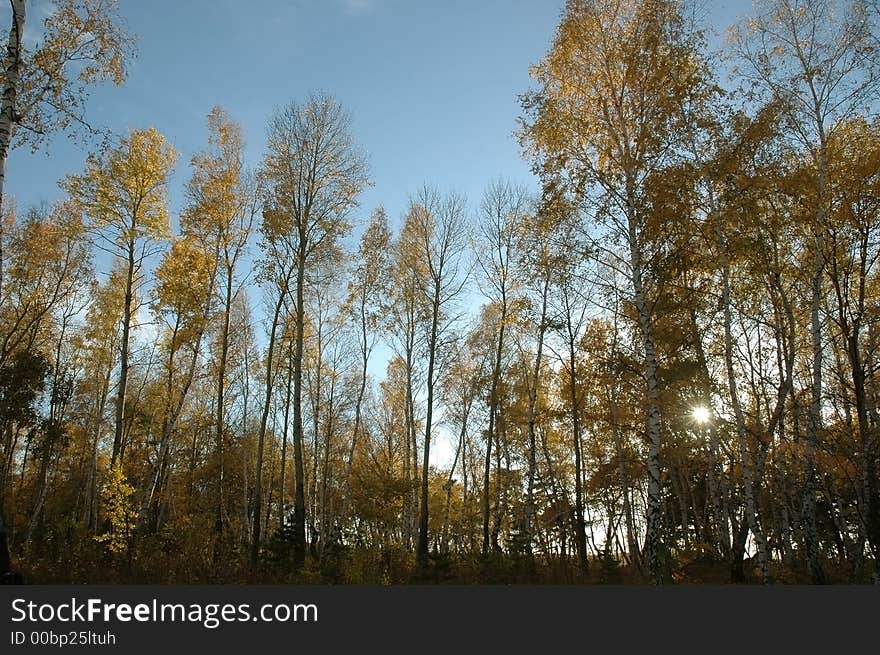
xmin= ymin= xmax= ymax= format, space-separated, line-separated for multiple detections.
xmin=339 ymin=0 xmax=377 ymax=16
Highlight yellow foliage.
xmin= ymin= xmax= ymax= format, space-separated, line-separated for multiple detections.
xmin=94 ymin=464 xmax=137 ymax=555
xmin=182 ymin=106 xmax=250 ymax=250
xmin=14 ymin=0 xmax=135 ymax=151
xmin=64 ymin=127 xmax=176 ymax=246
xmin=522 ymin=0 xmax=713 ymax=189
xmin=154 ymin=235 xmax=215 ymax=338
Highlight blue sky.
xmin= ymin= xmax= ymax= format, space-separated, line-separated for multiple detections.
xmin=5 ymin=0 xmax=754 ymax=463
xmin=9 ymin=0 xmax=569 ymax=231
xmin=7 ymin=0 xmax=751 ymax=237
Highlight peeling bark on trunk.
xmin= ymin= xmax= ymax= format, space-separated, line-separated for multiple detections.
xmin=627 ymin=202 xmax=663 ymax=584
xmin=0 ymin=0 xmax=25 ymax=221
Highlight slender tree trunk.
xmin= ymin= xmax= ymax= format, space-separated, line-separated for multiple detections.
xmin=343 ymin=290 xmax=370 ymax=521
xmin=611 ymin=394 xmax=640 ymax=569
xmin=291 ymin=253 xmax=307 ymax=571
xmin=319 ymin=373 xmax=336 ymax=555
xmin=26 ymin=315 xmax=73 ymax=545
xmin=804 ymin=122 xmax=829 ymax=585
xmin=491 ymin=423 xmax=503 ymax=551
xmin=719 ymin=230 xmax=770 ymax=584
xmin=307 ymin=317 xmax=323 ymax=557
xmin=148 ymin=319 xmax=181 ymax=531
xmin=482 ymin=298 xmax=507 ymax=556
xmin=278 ymin=339 xmax=293 ymax=530
xmin=149 ymin=294 xmax=210 ymax=533
xmin=0 ymin=0 xmax=25 ymax=224
xmin=525 ymin=275 xmax=550 ymax=552
xmin=214 ymin=266 xmax=235 ymax=548
xmin=264 ymin=429 xmax=276 ymax=535
xmin=441 ymin=411 xmax=467 ymax=554
xmin=417 ymin=284 xmax=441 ymax=566
xmin=240 ymin=327 xmax=252 ymax=546
xmin=84 ymin=367 xmax=110 ymax=533
xmin=627 ymin=199 xmax=663 ymax=584
xmin=251 ymin=289 xmax=287 ymax=565
xmin=835 ymin=294 xmax=880 ymax=573
xmin=25 ymin=448 xmax=52 ymax=547
xmin=403 ymin=310 xmax=416 ymax=550
xmin=565 ymin=298 xmax=588 ymax=575
xmin=111 ymin=239 xmax=136 ymax=468
xmin=498 ymin=422 xmax=513 ymax=549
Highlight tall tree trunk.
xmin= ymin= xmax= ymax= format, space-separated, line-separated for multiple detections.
xmin=611 ymin=394 xmax=640 ymax=569
xmin=148 ymin=319 xmax=180 ymax=532
xmin=719 ymin=231 xmax=770 ymax=584
xmin=0 ymin=0 xmax=25 ymax=223
xmin=111 ymin=239 xmax=136 ymax=468
xmin=278 ymin=339 xmax=293 ymax=530
xmin=403 ymin=308 xmax=417 ymax=550
xmin=214 ymin=266 xmax=235 ymax=550
xmin=84 ymin=367 xmax=110 ymax=533
xmin=417 ymin=283 xmax=441 ymax=566
xmin=565 ymin=297 xmax=588 ymax=575
xmin=343 ymin=289 xmax=370 ymax=522
xmin=627 ymin=200 xmax=663 ymax=584
xmin=291 ymin=253 xmax=307 ymax=571
xmin=441 ymin=409 xmax=468 ymax=554
xmin=319 ymin=373 xmax=336 ymax=555
xmin=251 ymin=289 xmax=287 ymax=565
xmin=491 ymin=423 xmax=503 ymax=551
xmin=307 ymin=315 xmax=323 ymax=558
xmin=831 ymin=243 xmax=880 ymax=576
xmin=525 ymin=275 xmax=550 ymax=553
xmin=803 ymin=118 xmax=829 ymax=585
xmin=482 ymin=296 xmax=507 ymax=556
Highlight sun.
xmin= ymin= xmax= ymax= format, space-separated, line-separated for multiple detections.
xmin=691 ymin=406 xmax=711 ymax=424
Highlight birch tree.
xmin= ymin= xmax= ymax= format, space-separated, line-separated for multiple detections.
xmin=387 ymin=207 xmax=429 ymax=548
xmin=182 ymin=106 xmax=255 ymax=551
xmin=729 ymin=0 xmax=880 ymax=584
xmin=259 ymin=94 xmax=368 ymax=570
xmin=0 ymin=0 xmax=135 ymax=216
xmin=410 ymin=186 xmax=470 ymax=567
xmin=521 ymin=0 xmax=714 ymax=583
xmin=64 ymin=127 xmax=176 ymax=469
xmin=342 ymin=207 xmax=391 ymax=524
xmin=475 ymin=179 xmax=527 ymax=555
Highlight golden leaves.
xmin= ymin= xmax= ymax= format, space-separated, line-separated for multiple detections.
xmin=153 ymin=235 xmax=214 ymax=337
xmin=94 ymin=463 xmax=136 ymax=555
xmin=183 ymin=106 xmax=248 ymax=245
xmin=522 ymin=0 xmax=712 ymax=195
xmin=64 ymin=127 xmax=176 ymax=245
xmin=13 ymin=0 xmax=136 ymax=151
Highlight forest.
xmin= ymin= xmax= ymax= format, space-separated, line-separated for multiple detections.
xmin=1 ymin=0 xmax=879 ymax=585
